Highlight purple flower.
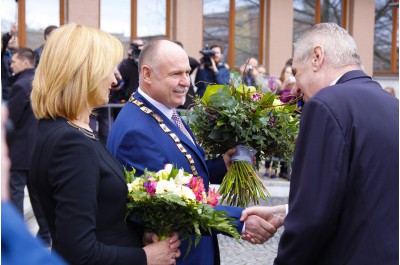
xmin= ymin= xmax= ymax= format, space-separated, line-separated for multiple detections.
xmin=251 ymin=93 xmax=262 ymax=102
xmin=269 ymin=117 xmax=276 ymax=127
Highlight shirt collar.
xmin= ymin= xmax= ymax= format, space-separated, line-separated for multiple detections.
xmin=330 ymin=74 xmax=343 ymax=86
xmin=137 ymin=87 xmax=174 ymax=120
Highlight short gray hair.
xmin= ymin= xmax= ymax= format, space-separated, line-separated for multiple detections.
xmin=293 ymin=23 xmax=362 ymax=68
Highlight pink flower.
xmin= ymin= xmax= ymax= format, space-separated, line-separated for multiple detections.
xmin=189 ymin=177 xmax=206 ymax=202
xmin=206 ymin=188 xmax=220 ymax=207
xmin=144 ymin=181 xmax=157 ymax=196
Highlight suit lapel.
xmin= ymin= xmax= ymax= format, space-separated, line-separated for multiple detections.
xmin=134 ymin=92 xmax=209 ymax=174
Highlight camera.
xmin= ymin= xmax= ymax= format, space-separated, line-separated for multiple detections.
xmin=199 ymin=44 xmax=216 ymax=67
xmin=130 ymin=42 xmax=143 ymax=59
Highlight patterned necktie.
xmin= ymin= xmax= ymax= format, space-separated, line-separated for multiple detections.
xmin=171 ymin=109 xmax=193 ymax=142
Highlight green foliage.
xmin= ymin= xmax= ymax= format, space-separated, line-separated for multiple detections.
xmin=186 ymin=84 xmax=300 ymax=163
xmin=125 ymin=166 xmax=241 ymax=258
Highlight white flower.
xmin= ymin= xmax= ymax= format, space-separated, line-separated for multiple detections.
xmin=156 ymin=164 xmax=173 ymax=180
xmin=127 ymin=178 xmax=141 ymax=192
xmin=155 ymin=179 xmax=177 ymax=194
xmin=173 ymin=169 xmax=192 ymax=186
xmin=179 ymin=186 xmax=196 ymax=201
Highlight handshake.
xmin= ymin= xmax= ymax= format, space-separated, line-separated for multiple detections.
xmin=240 ymin=204 xmax=287 ymax=244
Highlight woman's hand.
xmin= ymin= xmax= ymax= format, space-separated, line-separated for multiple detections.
xmin=143 ymin=232 xmax=181 ymax=265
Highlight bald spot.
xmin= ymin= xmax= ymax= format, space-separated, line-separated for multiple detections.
xmin=139 ymin=39 xmax=189 ymax=74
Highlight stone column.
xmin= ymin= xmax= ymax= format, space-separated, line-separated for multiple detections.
xmin=65 ymin=0 xmax=100 ymax=28
xmin=348 ymin=0 xmax=375 ymax=75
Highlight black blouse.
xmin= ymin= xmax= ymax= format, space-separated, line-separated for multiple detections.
xmin=29 ymin=118 xmax=146 ymax=265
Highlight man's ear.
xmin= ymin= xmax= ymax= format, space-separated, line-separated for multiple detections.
xmin=141 ymin=65 xmax=152 ymax=83
xmin=312 ymin=46 xmax=324 ymax=71
xmin=22 ymin=59 xmax=30 ymax=70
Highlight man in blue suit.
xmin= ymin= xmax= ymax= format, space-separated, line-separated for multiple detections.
xmin=241 ymin=23 xmax=399 ymax=264
xmin=107 ymin=39 xmax=275 ymax=265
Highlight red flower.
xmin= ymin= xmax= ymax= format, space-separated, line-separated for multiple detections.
xmin=206 ymin=188 xmax=220 ymax=207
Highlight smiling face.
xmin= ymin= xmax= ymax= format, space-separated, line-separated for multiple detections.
xmin=141 ymin=41 xmax=191 ymax=109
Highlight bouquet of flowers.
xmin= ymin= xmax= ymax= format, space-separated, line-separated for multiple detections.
xmin=186 ymin=84 xmax=299 ymax=207
xmin=125 ymin=164 xmax=241 ymax=257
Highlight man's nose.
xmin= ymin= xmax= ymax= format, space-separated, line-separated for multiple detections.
xmin=180 ymin=74 xmax=190 ymax=87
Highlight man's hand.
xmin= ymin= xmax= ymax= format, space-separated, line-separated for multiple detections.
xmin=222 ymin=147 xmax=236 ymax=170
xmin=209 ymin=57 xmax=218 ymax=73
xmin=240 ymin=205 xmax=286 ymax=244
xmin=242 ymin=214 xmax=277 ymax=244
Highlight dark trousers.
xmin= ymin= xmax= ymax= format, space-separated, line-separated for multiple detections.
xmin=10 ymin=169 xmax=51 ymax=246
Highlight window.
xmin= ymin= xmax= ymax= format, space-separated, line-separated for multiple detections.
xmin=293 ymin=0 xmax=344 ymax=42
xmin=100 ymin=0 xmax=131 ymax=50
xmin=203 ymin=0 xmax=230 ymax=63
xmin=235 ymin=0 xmax=260 ymax=67
xmin=26 ymin=0 xmax=59 ymax=50
xmin=1 ymin=1 xmax=17 ymax=36
xmin=137 ymin=0 xmax=166 ymax=38
xmin=374 ymin=0 xmax=398 ymax=74
xmin=320 ymin=0 xmax=343 ymax=25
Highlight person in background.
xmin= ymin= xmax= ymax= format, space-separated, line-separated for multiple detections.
xmin=195 ymin=44 xmax=230 ymax=98
xmin=174 ymin=40 xmax=199 ymax=109
xmin=1 ymin=23 xmax=19 ymax=101
xmin=241 ymin=22 xmax=399 ymax=265
xmin=384 ymin=86 xmax=396 ymax=97
xmin=107 ymin=39 xmax=278 ymax=265
xmin=276 ymin=59 xmax=297 ymax=104
xmin=7 ymin=47 xmax=51 ymax=245
xmin=1 ymin=105 xmax=67 ymax=265
xmin=240 ymin=57 xmax=270 ymax=92
xmin=34 ymin=25 xmax=58 ymax=66
xmin=118 ymin=38 xmax=144 ymax=102
xmin=29 ymin=24 xmax=180 ymax=265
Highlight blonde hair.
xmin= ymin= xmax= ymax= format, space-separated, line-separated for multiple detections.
xmin=31 ymin=23 xmax=123 ymax=120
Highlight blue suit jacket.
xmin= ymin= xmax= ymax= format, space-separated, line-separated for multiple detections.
xmin=1 ymin=201 xmax=66 ymax=265
xmin=107 ymin=92 xmax=244 ymax=265
xmin=275 ymin=70 xmax=399 ymax=265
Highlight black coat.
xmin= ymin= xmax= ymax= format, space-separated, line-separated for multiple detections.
xmin=30 ymin=118 xmax=146 ymax=265
xmin=118 ymin=58 xmax=139 ymax=101
xmin=275 ymin=70 xmax=399 ymax=265
xmin=7 ymin=68 xmax=38 ymax=170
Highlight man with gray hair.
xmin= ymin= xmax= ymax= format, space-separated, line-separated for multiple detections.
xmin=241 ymin=23 xmax=398 ymax=264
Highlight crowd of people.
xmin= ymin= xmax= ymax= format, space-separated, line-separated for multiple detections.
xmin=1 ymin=22 xmax=398 ymax=265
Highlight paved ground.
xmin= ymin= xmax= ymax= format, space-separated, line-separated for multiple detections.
xmin=218 ymin=196 xmax=288 ymax=265
xmin=25 ymin=176 xmax=290 ymax=265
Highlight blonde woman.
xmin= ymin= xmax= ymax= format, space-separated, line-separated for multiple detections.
xmin=30 ymin=24 xmax=180 ymax=265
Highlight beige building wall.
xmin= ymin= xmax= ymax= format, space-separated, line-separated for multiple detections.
xmin=348 ymin=0 xmax=375 ymax=76
xmin=171 ymin=0 xmax=203 ymax=61
xmin=65 ymin=0 xmax=100 ymax=28
xmin=265 ymin=0 xmax=294 ymax=77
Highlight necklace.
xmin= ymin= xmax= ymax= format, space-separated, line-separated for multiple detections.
xmin=129 ymin=95 xmax=199 ymax=176
xmin=67 ymin=121 xmax=98 ymax=140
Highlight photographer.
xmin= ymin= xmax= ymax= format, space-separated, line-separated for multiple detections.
xmin=240 ymin=57 xmax=270 ymax=93
xmin=118 ymin=39 xmax=143 ymax=102
xmin=195 ymin=44 xmax=230 ymax=98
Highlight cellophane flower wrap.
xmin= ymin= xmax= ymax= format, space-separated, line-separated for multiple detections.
xmin=125 ymin=164 xmax=240 ymax=257
xmin=185 ymin=84 xmax=300 ymax=207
